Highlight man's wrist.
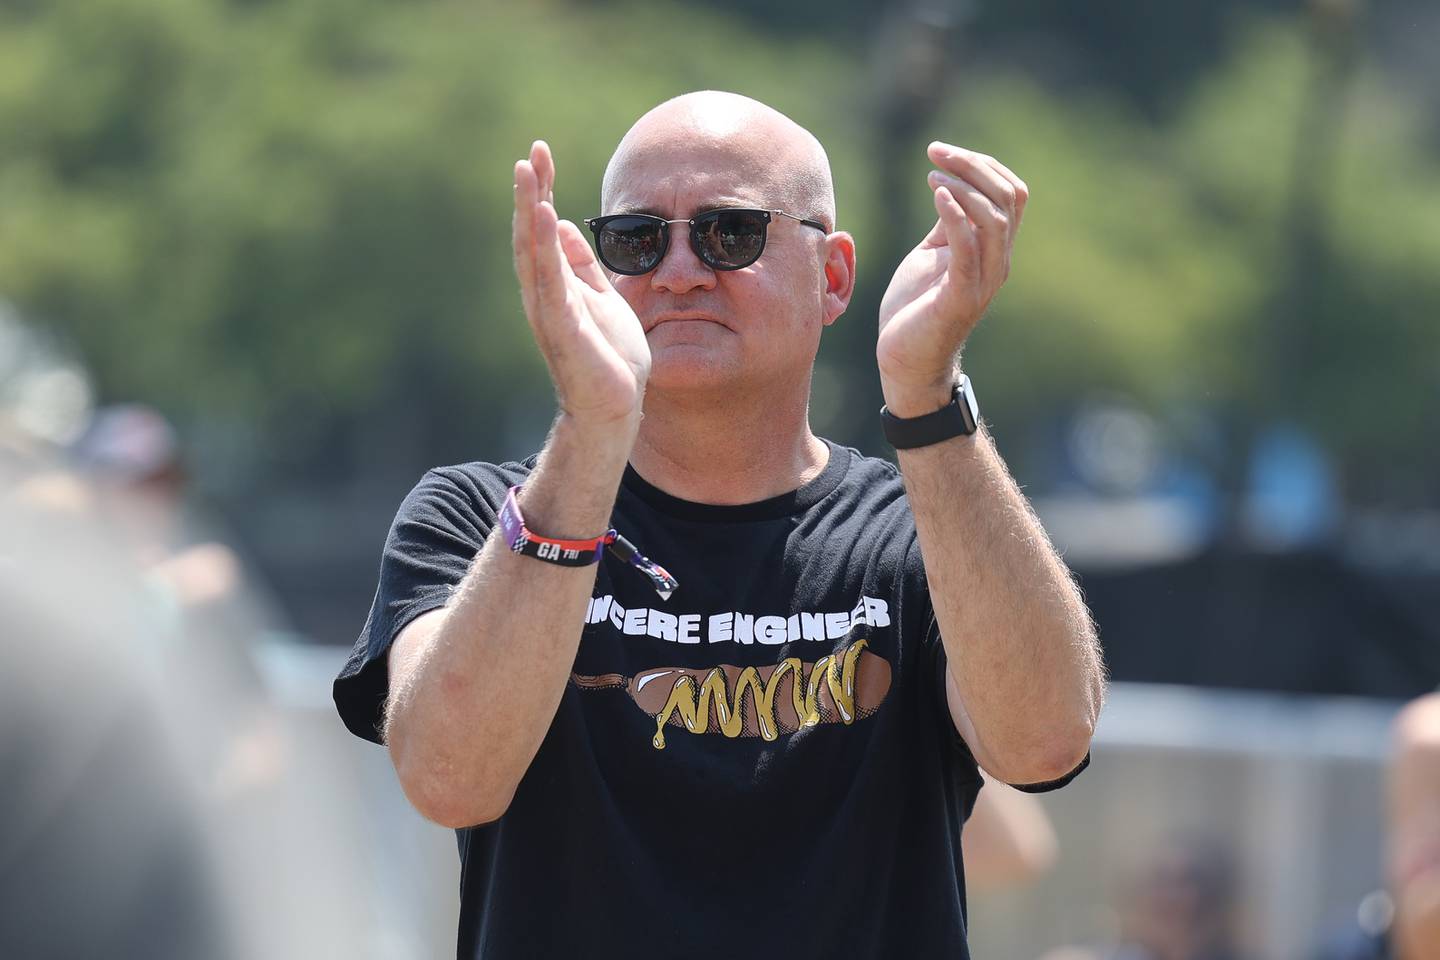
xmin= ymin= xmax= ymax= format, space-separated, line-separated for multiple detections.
xmin=879 ymin=371 xmax=958 ymax=419
xmin=516 ymin=413 xmax=636 ymax=538
xmin=552 ymin=409 xmax=641 ymax=462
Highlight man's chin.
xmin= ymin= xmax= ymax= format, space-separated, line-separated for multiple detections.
xmin=644 ymin=350 xmax=740 ymax=394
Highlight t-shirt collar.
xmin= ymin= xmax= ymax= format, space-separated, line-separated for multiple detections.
xmin=620 ymin=439 xmax=851 ymax=523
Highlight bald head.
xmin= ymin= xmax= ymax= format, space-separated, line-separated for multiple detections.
xmin=601 ymin=91 xmax=836 ymax=230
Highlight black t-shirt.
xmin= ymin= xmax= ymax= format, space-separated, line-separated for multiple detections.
xmin=336 ymin=440 xmax=1072 ymax=958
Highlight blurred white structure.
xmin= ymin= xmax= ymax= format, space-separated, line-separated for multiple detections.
xmin=968 ymin=683 xmax=1400 ymax=959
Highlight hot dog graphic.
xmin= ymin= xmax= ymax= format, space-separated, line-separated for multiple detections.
xmin=572 ymin=639 xmax=892 ymax=749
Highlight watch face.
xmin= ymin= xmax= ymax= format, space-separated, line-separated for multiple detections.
xmin=960 ymin=375 xmax=979 ymax=427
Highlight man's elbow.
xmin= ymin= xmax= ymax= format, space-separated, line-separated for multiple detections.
xmin=996 ymin=718 xmax=1095 ymax=788
xmin=388 ymin=732 xmax=515 ymax=829
xmin=1025 ymin=647 xmax=1105 ymax=784
xmin=1007 ymin=668 xmax=1102 ymax=786
xmin=1027 ymin=729 xmax=1094 ymax=785
xmin=404 ymin=775 xmax=515 ymax=830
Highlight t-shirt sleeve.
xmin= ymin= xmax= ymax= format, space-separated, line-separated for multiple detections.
xmin=908 ymin=533 xmax=1090 ymax=794
xmin=333 ymin=466 xmax=502 ymax=744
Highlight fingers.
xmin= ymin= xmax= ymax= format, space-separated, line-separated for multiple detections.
xmin=932 ymin=186 xmax=980 ymax=283
xmin=531 ymin=199 xmax=568 ymax=316
xmin=979 ymin=153 xmax=1030 ymax=225
xmin=929 ymin=170 xmax=1007 ymax=285
xmin=513 ymin=158 xmax=540 ymax=314
xmin=927 ymin=142 xmax=1029 ymax=226
xmin=512 ymin=138 xmax=559 ymax=302
xmin=925 ymin=141 xmax=1027 ymax=292
xmin=513 ymin=146 xmax=571 ymax=343
xmin=530 ymin=140 xmax=556 ymax=206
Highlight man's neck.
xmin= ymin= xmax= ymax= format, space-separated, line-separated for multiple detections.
xmin=628 ymin=384 xmax=830 ymax=505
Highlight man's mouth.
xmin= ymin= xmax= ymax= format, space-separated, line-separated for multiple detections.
xmin=647 ymin=313 xmax=725 ymax=332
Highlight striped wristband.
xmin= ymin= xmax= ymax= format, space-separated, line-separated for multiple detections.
xmin=498 ymin=486 xmax=679 ymax=600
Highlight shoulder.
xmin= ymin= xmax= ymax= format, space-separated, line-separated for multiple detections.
xmin=807 ymin=443 xmax=919 ymax=572
xmin=392 ymin=456 xmax=537 ymax=533
xmin=825 ymin=443 xmax=912 ymax=518
xmin=840 ymin=445 xmax=903 ymax=481
xmin=421 ymin=457 xmax=535 ymax=500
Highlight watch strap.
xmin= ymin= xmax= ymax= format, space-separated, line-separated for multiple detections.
xmin=880 ymin=375 xmax=979 ymax=449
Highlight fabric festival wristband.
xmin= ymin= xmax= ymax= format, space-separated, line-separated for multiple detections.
xmin=499 ymin=486 xmax=679 ymax=601
xmin=499 ymin=486 xmax=608 ymax=565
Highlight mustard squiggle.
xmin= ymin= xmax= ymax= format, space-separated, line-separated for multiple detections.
xmin=651 ymin=639 xmax=869 ymax=749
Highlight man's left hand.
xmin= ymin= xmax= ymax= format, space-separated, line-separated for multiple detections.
xmin=876 ymin=143 xmax=1028 ymax=416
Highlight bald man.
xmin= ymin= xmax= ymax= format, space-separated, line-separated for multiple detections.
xmin=335 ymin=91 xmax=1105 ymax=958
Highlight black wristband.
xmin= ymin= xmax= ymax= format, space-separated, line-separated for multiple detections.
xmin=880 ymin=376 xmax=979 ymax=449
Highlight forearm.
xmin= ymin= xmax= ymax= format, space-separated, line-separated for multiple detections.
xmin=385 ymin=412 xmax=636 ymax=826
xmin=872 ymin=139 xmax=1099 ymax=782
xmin=891 ymin=382 xmax=1103 ymax=782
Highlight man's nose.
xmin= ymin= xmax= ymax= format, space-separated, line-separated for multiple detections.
xmin=650 ymin=232 xmax=717 ymax=294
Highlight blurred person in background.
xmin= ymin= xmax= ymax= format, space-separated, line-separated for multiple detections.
xmin=1 ymin=445 xmax=225 ymax=959
xmin=2 ymin=426 xmax=377 ymax=958
xmin=26 ymin=403 xmax=287 ymax=800
xmin=335 ymin=90 xmax=1104 ymax=958
xmin=69 ymin=404 xmax=248 ymax=620
xmin=1039 ymin=836 xmax=1252 ymax=960
xmin=1318 ymin=692 xmax=1440 ymax=960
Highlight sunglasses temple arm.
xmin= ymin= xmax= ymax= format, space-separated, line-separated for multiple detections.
xmin=773 ymin=210 xmax=829 ymax=233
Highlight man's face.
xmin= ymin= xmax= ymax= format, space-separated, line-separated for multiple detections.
xmin=601 ymin=135 xmax=831 ymax=395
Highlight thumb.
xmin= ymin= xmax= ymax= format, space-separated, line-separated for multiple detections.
xmin=558 ymin=220 xmax=613 ymax=293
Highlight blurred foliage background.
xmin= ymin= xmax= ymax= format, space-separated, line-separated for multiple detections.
xmin=2 ymin=0 xmax=1438 ymax=655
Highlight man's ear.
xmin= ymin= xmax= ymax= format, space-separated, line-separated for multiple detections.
xmin=821 ymin=231 xmax=856 ymax=327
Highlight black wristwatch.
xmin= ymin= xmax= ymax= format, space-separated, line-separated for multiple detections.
xmin=880 ymin=375 xmax=980 ymax=449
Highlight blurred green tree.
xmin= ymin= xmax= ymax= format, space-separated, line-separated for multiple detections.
xmin=1 ymin=0 xmax=1435 ymax=510
xmin=0 ymin=0 xmax=869 ymax=494
xmin=936 ymin=16 xmax=1440 ymax=503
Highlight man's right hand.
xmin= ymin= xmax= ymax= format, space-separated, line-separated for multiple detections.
xmin=387 ymin=142 xmax=650 ymax=828
xmin=513 ymin=140 xmax=650 ymax=430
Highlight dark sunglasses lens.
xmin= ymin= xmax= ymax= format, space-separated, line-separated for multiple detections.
xmin=693 ymin=210 xmax=767 ymax=269
xmin=596 ymin=217 xmax=665 ymax=274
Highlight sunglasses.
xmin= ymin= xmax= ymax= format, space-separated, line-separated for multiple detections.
xmin=583 ymin=207 xmax=828 ymax=276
